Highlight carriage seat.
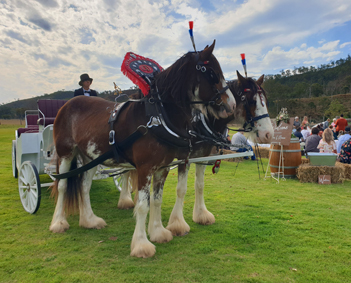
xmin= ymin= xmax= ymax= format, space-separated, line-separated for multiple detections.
xmin=37 ymin=99 xmax=67 ymax=126
xmin=16 ymin=114 xmax=39 ymax=138
xmin=26 ymin=114 xmax=39 ymax=128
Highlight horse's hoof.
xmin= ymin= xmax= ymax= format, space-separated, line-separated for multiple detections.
xmin=166 ymin=219 xmax=190 ymax=236
xmin=50 ymin=220 xmax=69 ymax=233
xmin=130 ymin=241 xmax=156 ymax=258
xmin=79 ymin=215 xmax=107 ymax=229
xmin=118 ymin=198 xmax=135 ymax=210
xmin=149 ymin=227 xmax=173 ymax=243
xmin=193 ymin=209 xmax=215 ymax=225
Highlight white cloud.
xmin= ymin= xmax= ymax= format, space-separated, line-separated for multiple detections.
xmin=0 ymin=0 xmax=351 ymax=104
xmin=340 ymin=42 xmax=351 ymax=48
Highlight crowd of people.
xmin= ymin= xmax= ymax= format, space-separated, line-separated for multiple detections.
xmin=292 ymin=115 xmax=351 ymax=164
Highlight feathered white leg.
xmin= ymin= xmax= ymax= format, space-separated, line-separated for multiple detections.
xmin=167 ymin=164 xmax=190 ymax=235
xmin=193 ymin=164 xmax=215 ymax=225
xmin=148 ymin=168 xmax=173 ymax=243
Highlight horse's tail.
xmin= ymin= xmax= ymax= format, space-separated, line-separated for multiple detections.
xmin=66 ymin=156 xmax=82 ymax=214
xmin=50 ymin=154 xmax=60 ymax=201
xmin=50 ymin=155 xmax=82 ymax=215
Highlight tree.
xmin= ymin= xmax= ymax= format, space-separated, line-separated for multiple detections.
xmin=311 ymin=83 xmax=323 ymax=97
xmin=324 ymin=100 xmax=347 ymax=118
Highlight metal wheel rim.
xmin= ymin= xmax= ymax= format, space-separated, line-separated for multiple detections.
xmin=12 ymin=141 xmax=18 ymax=178
xmin=18 ymin=161 xmax=41 ymax=214
xmin=113 ymin=176 xmax=123 ymax=192
xmin=113 ymin=173 xmax=133 ymax=193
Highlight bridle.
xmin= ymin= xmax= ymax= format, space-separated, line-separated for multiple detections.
xmin=189 ymin=53 xmax=230 ymax=107
xmin=232 ymin=82 xmax=270 ymax=133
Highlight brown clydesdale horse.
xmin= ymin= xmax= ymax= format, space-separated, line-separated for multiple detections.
xmin=117 ymin=72 xmax=274 ymax=237
xmin=166 ymin=72 xmax=274 ymax=235
xmin=50 ymin=41 xmax=236 ymax=258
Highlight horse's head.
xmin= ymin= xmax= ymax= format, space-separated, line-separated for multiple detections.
xmin=229 ymin=71 xmax=273 ymax=144
xmin=155 ymin=40 xmax=235 ymax=119
xmin=191 ymin=41 xmax=236 ymax=119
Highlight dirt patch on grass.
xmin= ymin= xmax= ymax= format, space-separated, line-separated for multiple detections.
xmin=0 ymin=119 xmax=22 ymax=125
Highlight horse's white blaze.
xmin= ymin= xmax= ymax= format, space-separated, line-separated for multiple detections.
xmin=50 ymin=158 xmax=71 ymax=233
xmin=167 ymin=168 xmax=190 ymax=235
xmin=222 ymin=78 xmax=236 ymax=113
xmin=250 ymin=93 xmax=273 ymax=144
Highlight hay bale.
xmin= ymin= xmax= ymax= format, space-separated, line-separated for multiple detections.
xmin=296 ymin=163 xmax=345 ymax=183
xmin=221 ymin=149 xmax=244 ymax=162
xmin=254 ymin=147 xmax=270 ymax=159
xmin=300 ymin=158 xmax=309 ymax=164
xmin=336 ymin=161 xmax=351 ymax=180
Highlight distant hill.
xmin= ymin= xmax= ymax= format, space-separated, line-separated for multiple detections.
xmin=1 ymin=54 xmax=351 ymax=121
xmin=0 ymin=88 xmax=137 ymax=119
xmin=263 ymin=55 xmax=351 ymax=119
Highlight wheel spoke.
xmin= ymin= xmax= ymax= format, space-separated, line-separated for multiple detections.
xmin=29 ymin=193 xmax=35 ymax=211
xmin=19 ymin=176 xmax=27 ymax=185
xmin=30 ymin=187 xmax=38 ymax=198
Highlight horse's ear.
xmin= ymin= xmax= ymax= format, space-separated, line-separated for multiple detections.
xmin=200 ymin=40 xmax=216 ymax=61
xmin=236 ymin=70 xmax=247 ymax=86
xmin=256 ymin=75 xmax=264 ymax=86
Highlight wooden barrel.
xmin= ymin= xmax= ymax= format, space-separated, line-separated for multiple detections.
xmin=269 ymin=138 xmax=302 ymax=178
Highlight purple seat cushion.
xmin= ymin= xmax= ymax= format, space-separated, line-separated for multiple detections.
xmin=17 ymin=127 xmax=39 ymax=137
xmin=37 ymin=99 xmax=66 ymax=126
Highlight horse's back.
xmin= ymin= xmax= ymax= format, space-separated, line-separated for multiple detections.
xmin=54 ymin=96 xmax=114 ymax=156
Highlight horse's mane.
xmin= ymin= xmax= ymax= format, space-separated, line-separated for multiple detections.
xmin=153 ymin=53 xmax=194 ymax=108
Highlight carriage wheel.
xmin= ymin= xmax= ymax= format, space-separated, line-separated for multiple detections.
xmin=18 ymin=161 xmax=41 ymax=214
xmin=113 ymin=176 xmax=123 ymax=192
xmin=12 ymin=140 xmax=18 ymax=178
xmin=113 ymin=173 xmax=133 ymax=193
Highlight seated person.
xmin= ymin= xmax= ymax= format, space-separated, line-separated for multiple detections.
xmin=293 ymin=116 xmax=300 ymax=128
xmin=337 ymin=130 xmax=344 ymax=140
xmin=230 ymin=132 xmax=256 ymax=160
xmin=317 ymin=128 xmax=336 ymax=153
xmin=301 ymin=125 xmax=310 ymax=141
xmin=338 ymin=138 xmax=351 ymax=164
xmin=337 ymin=127 xmax=351 ymax=153
xmin=305 ymin=127 xmax=322 ymax=154
xmin=293 ymin=127 xmax=304 ymax=141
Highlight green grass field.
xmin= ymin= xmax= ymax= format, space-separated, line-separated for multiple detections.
xmin=1 ymin=124 xmax=351 ymax=283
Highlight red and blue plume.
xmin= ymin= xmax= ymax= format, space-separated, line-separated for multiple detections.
xmin=189 ymin=21 xmax=196 ymax=52
xmin=240 ymin=53 xmax=247 ymax=78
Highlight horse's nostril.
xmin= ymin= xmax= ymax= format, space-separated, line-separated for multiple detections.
xmin=266 ymin=132 xmax=272 ymax=141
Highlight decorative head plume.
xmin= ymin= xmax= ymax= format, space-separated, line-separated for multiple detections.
xmin=240 ymin=53 xmax=247 ymax=78
xmin=189 ymin=21 xmax=196 ymax=52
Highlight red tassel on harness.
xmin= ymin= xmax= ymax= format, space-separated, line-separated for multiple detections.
xmin=212 ymin=160 xmax=221 ymax=174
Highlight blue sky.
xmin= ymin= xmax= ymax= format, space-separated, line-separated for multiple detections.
xmin=0 ymin=0 xmax=350 ymax=104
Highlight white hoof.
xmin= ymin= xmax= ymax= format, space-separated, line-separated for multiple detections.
xmin=130 ymin=239 xmax=156 ymax=258
xmin=79 ymin=215 xmax=107 ymax=229
xmin=149 ymin=226 xmax=173 ymax=243
xmin=118 ymin=197 xmax=135 ymax=210
xmin=193 ymin=208 xmax=215 ymax=225
xmin=166 ymin=217 xmax=190 ymax=236
xmin=50 ymin=220 xmax=69 ymax=233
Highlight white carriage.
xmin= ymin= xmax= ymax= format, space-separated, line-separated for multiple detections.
xmin=12 ymin=99 xmax=128 ymax=214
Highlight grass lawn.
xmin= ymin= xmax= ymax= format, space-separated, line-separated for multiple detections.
xmin=1 ymin=124 xmax=351 ymax=283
